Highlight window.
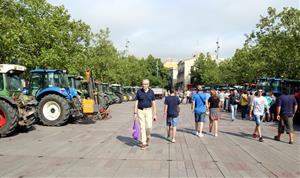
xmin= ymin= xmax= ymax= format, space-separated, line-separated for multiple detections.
xmin=6 ymin=74 xmax=22 ymax=91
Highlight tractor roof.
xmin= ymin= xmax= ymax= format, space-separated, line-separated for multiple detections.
xmin=68 ymin=75 xmax=84 ymax=80
xmin=0 ymin=64 xmax=26 ymax=73
xmin=111 ymin=84 xmax=121 ymax=86
xmin=31 ymin=69 xmax=66 ymax=73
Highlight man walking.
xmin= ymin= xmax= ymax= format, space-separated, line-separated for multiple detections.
xmin=249 ymin=89 xmax=269 ymax=142
xmin=191 ymin=88 xmax=209 ymax=137
xmin=274 ymin=87 xmax=298 ymax=144
xmin=164 ymin=88 xmax=180 ymax=143
xmin=229 ymin=90 xmax=240 ymax=121
xmin=134 ymin=79 xmax=157 ymax=150
xmin=241 ymin=91 xmax=248 ymax=120
xmin=219 ymin=90 xmax=225 ymax=112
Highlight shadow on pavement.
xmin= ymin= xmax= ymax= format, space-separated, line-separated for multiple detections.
xmin=151 ymin=133 xmax=169 ymax=141
xmin=220 ymin=131 xmax=274 ymax=140
xmin=71 ymin=118 xmax=96 ymax=125
xmin=116 ymin=136 xmax=137 ymax=147
xmin=177 ymin=128 xmax=195 ymax=135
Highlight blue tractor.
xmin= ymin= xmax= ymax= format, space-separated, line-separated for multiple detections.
xmin=27 ymin=69 xmax=82 ymax=126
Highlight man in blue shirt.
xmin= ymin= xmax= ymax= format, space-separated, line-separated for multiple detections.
xmin=274 ymin=87 xmax=298 ymax=144
xmin=191 ymin=88 xmax=209 ymax=137
xmin=134 ymin=79 xmax=157 ymax=150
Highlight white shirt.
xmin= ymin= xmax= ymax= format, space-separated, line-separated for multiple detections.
xmin=252 ymin=96 xmax=268 ymax=116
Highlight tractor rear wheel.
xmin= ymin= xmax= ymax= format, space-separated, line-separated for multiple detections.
xmin=0 ymin=100 xmax=18 ymax=137
xmin=38 ymin=94 xmax=70 ymax=126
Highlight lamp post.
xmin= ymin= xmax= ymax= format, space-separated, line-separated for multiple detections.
xmin=215 ymin=39 xmax=220 ymax=60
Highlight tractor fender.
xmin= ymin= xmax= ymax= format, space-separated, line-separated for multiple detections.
xmin=0 ymin=96 xmax=18 ymax=108
xmin=36 ymin=90 xmax=70 ymax=102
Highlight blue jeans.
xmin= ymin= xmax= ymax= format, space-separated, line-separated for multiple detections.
xmin=231 ymin=104 xmax=238 ymax=120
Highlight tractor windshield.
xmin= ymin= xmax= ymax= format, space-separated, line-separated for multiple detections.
xmin=74 ymin=79 xmax=82 ymax=90
xmin=111 ymin=86 xmax=121 ymax=93
xmin=47 ymin=72 xmax=69 ymax=88
xmin=6 ymin=73 xmax=23 ymax=91
xmin=102 ymin=84 xmax=109 ymax=92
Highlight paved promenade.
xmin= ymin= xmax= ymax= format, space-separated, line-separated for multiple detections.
xmin=0 ymin=100 xmax=299 ymax=177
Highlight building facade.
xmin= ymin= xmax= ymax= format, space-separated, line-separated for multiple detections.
xmin=163 ymin=61 xmax=178 ymax=89
xmin=176 ymin=57 xmax=197 ymax=90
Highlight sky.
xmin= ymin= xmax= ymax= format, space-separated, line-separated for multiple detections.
xmin=48 ymin=0 xmax=299 ymax=60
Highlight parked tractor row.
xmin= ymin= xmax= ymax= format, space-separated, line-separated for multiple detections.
xmin=0 ymin=64 xmax=139 ymax=137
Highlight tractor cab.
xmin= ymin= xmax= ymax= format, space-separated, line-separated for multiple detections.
xmin=123 ymin=86 xmax=135 ymax=101
xmin=0 ymin=64 xmax=37 ymax=136
xmin=111 ymin=84 xmax=128 ymax=102
xmin=0 ymin=64 xmax=26 ymax=97
xmin=98 ymin=83 xmax=121 ymax=104
xmin=68 ymin=75 xmax=84 ymax=96
xmin=29 ymin=70 xmax=73 ymax=99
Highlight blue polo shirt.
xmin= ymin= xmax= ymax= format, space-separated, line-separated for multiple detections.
xmin=136 ymin=88 xmax=155 ymax=109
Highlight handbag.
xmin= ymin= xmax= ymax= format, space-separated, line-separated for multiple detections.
xmin=132 ymin=120 xmax=140 ymax=140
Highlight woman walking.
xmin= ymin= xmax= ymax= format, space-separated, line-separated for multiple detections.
xmin=208 ymin=90 xmax=221 ymax=137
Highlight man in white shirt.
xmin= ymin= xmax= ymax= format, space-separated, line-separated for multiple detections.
xmin=249 ymin=89 xmax=269 ymax=142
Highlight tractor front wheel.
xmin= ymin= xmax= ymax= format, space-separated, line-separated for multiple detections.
xmin=38 ymin=95 xmax=70 ymax=126
xmin=0 ymin=100 xmax=18 ymax=137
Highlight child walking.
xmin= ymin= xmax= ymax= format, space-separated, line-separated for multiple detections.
xmin=164 ymin=88 xmax=180 ymax=143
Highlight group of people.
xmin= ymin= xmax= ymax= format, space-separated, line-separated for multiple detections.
xmin=133 ymin=79 xmax=298 ymax=150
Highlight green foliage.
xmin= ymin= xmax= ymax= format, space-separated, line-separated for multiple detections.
xmin=191 ymin=53 xmax=220 ymax=85
xmin=191 ymin=7 xmax=300 ymax=85
xmin=0 ymin=0 xmax=169 ymax=88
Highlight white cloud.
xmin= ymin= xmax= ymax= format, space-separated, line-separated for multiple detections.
xmin=48 ymin=0 xmax=299 ymax=59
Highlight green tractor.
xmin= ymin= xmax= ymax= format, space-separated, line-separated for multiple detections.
xmin=0 ymin=64 xmax=37 ymax=136
xmin=99 ymin=83 xmax=121 ymax=104
xmin=110 ymin=84 xmax=128 ymax=102
xmin=123 ymin=86 xmax=136 ymax=101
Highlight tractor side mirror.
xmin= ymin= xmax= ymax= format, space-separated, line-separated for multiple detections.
xmin=22 ymin=87 xmax=30 ymax=95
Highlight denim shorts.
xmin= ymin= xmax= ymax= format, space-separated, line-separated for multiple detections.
xmin=167 ymin=117 xmax=178 ymax=127
xmin=254 ymin=115 xmax=263 ymax=126
xmin=195 ymin=112 xmax=205 ymax=123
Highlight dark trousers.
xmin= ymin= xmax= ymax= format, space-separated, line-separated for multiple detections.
xmin=241 ymin=105 xmax=248 ymax=119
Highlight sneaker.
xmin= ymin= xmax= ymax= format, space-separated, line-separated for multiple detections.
xmin=259 ymin=137 xmax=264 ymax=142
xmin=171 ymin=138 xmax=176 ymax=143
xmin=199 ymin=133 xmax=204 ymax=137
xmin=214 ymin=133 xmax=218 ymax=137
xmin=167 ymin=137 xmax=172 ymax=142
xmin=195 ymin=131 xmax=199 ymax=136
xmin=253 ymin=133 xmax=258 ymax=138
xmin=289 ymin=140 xmax=294 ymax=144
